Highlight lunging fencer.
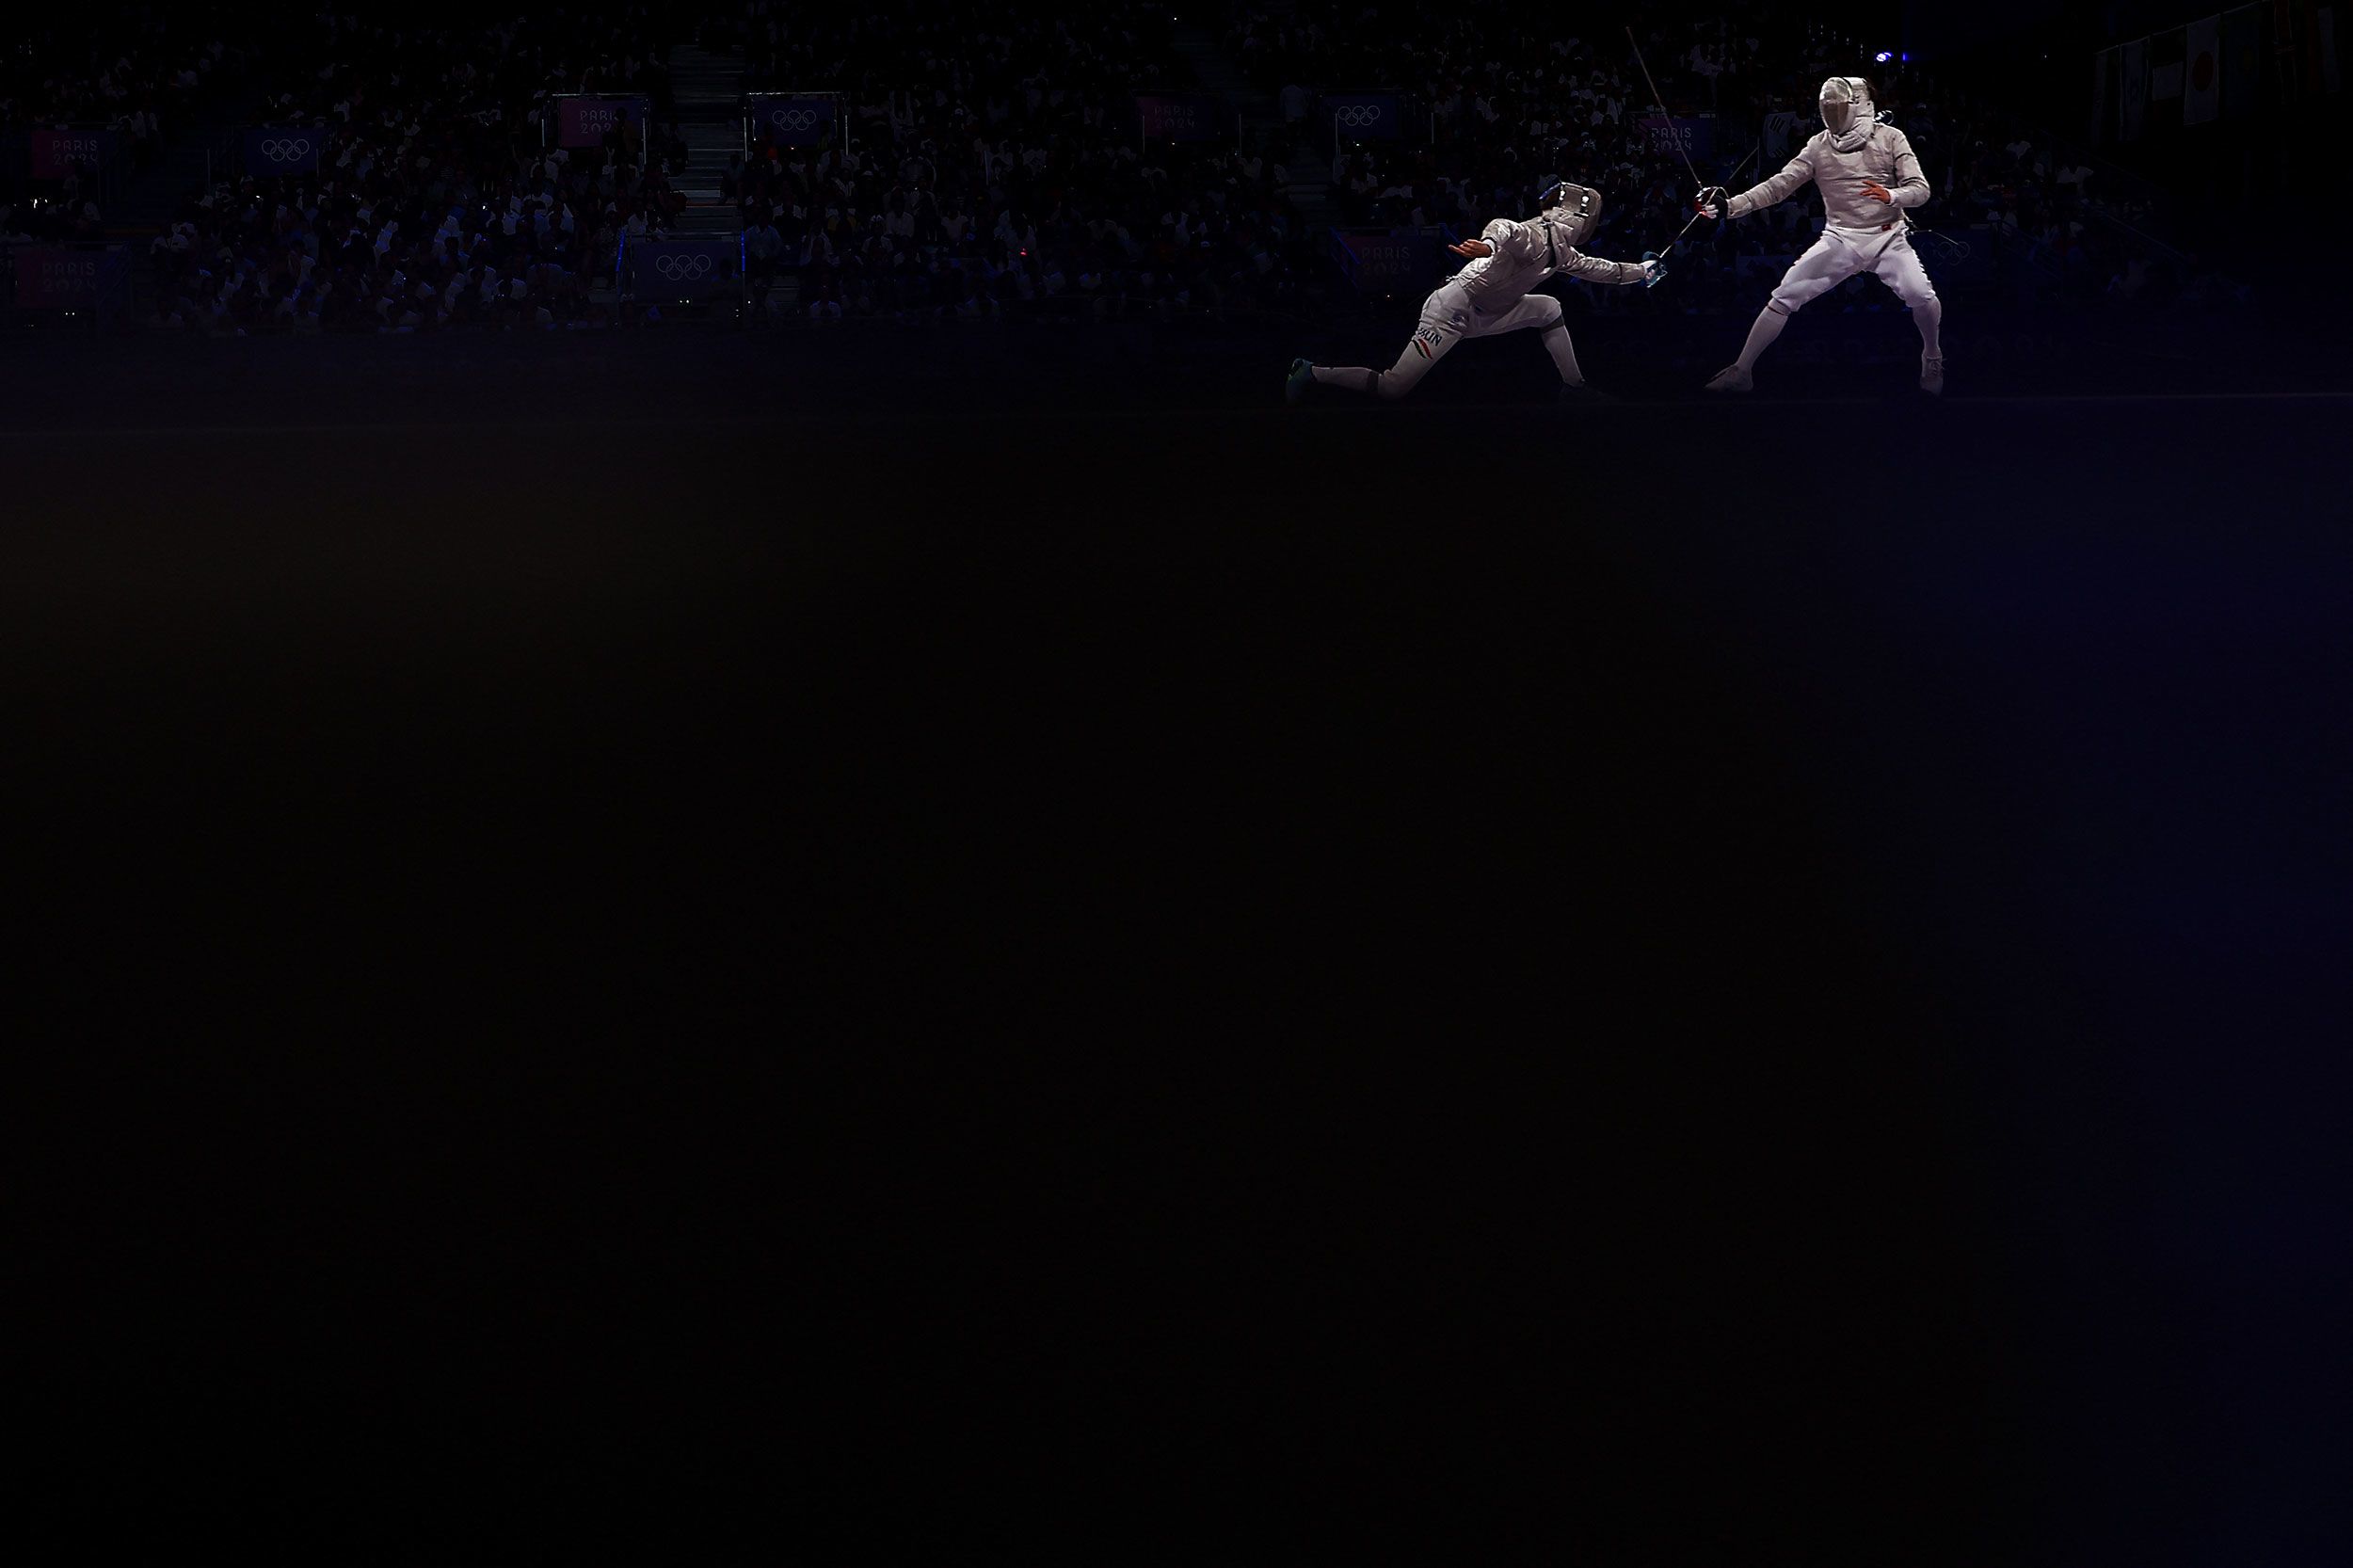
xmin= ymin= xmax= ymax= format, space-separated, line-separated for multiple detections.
xmin=1287 ymin=182 xmax=1661 ymax=405
xmin=1696 ymin=77 xmax=1945 ymax=395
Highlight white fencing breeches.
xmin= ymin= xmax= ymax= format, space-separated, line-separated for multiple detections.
xmin=1312 ymin=282 xmax=1580 ymax=399
xmin=1766 ymin=227 xmax=1940 ymax=313
xmin=1733 ymin=228 xmax=1942 ymax=372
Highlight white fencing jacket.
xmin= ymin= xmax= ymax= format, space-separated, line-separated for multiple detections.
xmin=1454 ymin=216 xmax=1649 ymax=313
xmin=1728 ymin=123 xmax=1930 ymax=232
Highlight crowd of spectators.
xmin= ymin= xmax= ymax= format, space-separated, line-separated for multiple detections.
xmin=704 ymin=2 xmax=1323 ymax=322
xmin=3 ymin=10 xmax=241 ymax=163
xmin=4 ymin=10 xmax=249 ymax=243
xmin=1 ymin=184 xmax=109 ymax=248
xmin=144 ymin=7 xmax=684 ymax=331
xmin=7 ymin=2 xmax=2246 ymax=330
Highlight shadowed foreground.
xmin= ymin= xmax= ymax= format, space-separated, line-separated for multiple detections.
xmin=8 ymin=383 xmax=2349 ymax=1562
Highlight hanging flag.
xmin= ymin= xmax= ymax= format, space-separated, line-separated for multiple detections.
xmin=2151 ymin=28 xmax=2187 ymax=103
xmin=2185 ymin=17 xmax=2223 ymax=121
xmin=2322 ymin=8 xmax=2343 ymax=93
xmin=2092 ymin=49 xmax=2114 ymax=144
xmin=2121 ymin=37 xmax=2150 ymax=139
xmin=2222 ymin=5 xmax=2264 ymax=115
xmin=2270 ymin=0 xmax=2303 ymax=106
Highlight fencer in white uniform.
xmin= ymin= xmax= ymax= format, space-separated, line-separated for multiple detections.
xmin=1287 ymin=183 xmax=1659 ymax=404
xmin=1696 ymin=78 xmax=1945 ymax=395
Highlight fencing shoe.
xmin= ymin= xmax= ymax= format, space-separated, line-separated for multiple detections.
xmin=1921 ymin=356 xmax=1945 ymax=396
xmin=1286 ymin=358 xmax=1314 ymax=406
xmin=1705 ymin=363 xmax=1754 ymax=393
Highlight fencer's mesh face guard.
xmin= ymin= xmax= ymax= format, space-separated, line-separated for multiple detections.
xmin=1539 ymin=183 xmax=1601 ymax=253
xmin=1819 ymin=77 xmax=1873 ymax=136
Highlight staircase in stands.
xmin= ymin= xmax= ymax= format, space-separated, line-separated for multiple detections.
xmin=1168 ymin=13 xmax=1333 ymax=231
xmin=669 ymin=44 xmax=746 ymax=237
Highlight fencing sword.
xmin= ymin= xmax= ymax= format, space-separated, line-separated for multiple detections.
xmin=1625 ymin=25 xmax=1703 ymax=192
xmin=1625 ymin=25 xmax=1758 ymax=258
xmin=1657 ymin=142 xmax=1759 ymax=257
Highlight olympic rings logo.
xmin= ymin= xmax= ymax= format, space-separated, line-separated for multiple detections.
xmin=258 ymin=137 xmax=314 ymax=162
xmin=771 ymin=108 xmax=819 ymax=130
xmin=1334 ymin=104 xmax=1385 ymax=127
xmin=653 ymin=254 xmax=716 ymax=280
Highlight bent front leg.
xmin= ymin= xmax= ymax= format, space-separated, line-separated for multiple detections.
xmin=1480 ymin=294 xmax=1586 ymax=384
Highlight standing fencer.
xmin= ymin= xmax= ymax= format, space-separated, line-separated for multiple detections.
xmin=1287 ymin=182 xmax=1660 ymax=405
xmin=1695 ymin=77 xmax=1945 ymax=395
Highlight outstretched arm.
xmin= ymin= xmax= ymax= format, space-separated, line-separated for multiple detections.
xmin=1710 ymin=152 xmax=1816 ymax=221
xmin=1556 ymin=250 xmax=1654 ymax=287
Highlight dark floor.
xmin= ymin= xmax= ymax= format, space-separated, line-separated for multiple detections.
xmin=8 ymin=375 xmax=2349 ymax=1560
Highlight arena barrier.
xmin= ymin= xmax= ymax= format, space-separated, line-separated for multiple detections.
xmin=5 ymin=243 xmax=133 ymax=320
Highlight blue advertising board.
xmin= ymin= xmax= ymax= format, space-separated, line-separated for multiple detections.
xmin=625 ymin=236 xmax=740 ymax=302
xmin=1323 ymin=94 xmax=1403 ymax=141
xmin=245 ymin=128 xmax=325 ymax=176
xmin=754 ymin=98 xmax=838 ymax=148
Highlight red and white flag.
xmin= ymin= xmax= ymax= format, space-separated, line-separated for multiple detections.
xmin=2185 ymin=17 xmax=2222 ymax=123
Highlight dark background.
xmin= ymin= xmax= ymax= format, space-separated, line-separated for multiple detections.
xmin=7 ymin=324 xmax=2349 ymax=1559
xmin=8 ymin=0 xmax=2353 ymax=1551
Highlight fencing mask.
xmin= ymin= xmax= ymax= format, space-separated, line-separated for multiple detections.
xmin=1819 ymin=77 xmax=1876 ymax=152
xmin=1537 ymin=181 xmax=1601 ymax=266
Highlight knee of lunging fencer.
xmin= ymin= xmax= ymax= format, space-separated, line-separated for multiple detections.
xmin=1534 ymin=296 xmax=1564 ymax=328
xmin=1766 ymin=298 xmax=1799 ymax=317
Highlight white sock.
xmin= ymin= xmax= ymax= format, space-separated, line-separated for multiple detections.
xmin=1311 ymin=364 xmax=1380 ymax=394
xmin=1735 ymin=308 xmax=1788 ymax=372
xmin=1542 ymin=323 xmax=1584 ymax=385
xmin=1913 ymin=297 xmax=1944 ymax=360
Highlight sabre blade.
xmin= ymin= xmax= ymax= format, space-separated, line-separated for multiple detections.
xmin=1625 ymin=25 xmax=1703 ymax=193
